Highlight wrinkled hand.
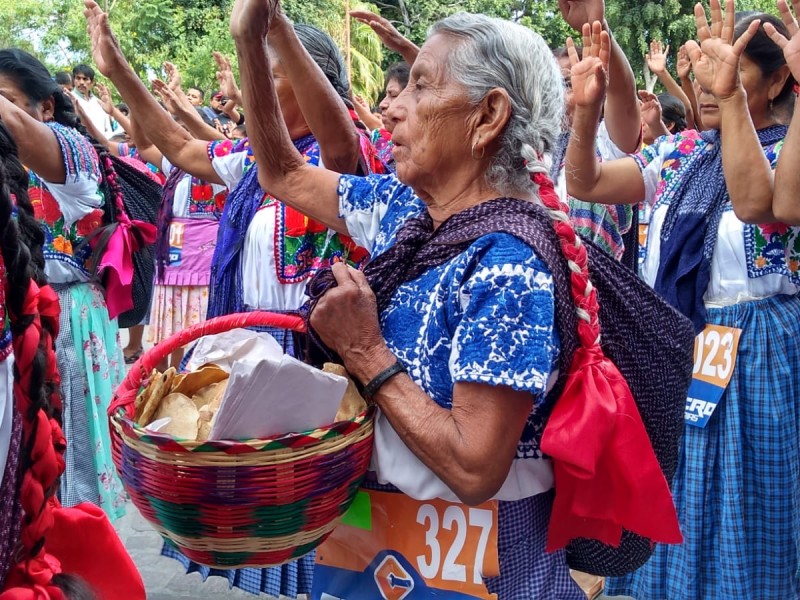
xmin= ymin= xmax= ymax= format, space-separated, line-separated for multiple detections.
xmin=353 ymin=95 xmax=371 ymax=111
xmin=95 ymin=82 xmax=114 ymax=114
xmin=163 ymin=62 xmax=183 ymax=93
xmin=676 ymin=44 xmax=692 ymax=79
xmin=764 ymin=0 xmax=800 ymax=81
xmin=350 ymin=9 xmax=413 ymax=55
xmin=309 ymin=263 xmax=393 ymax=383
xmin=230 ymin=0 xmax=280 ymax=40
xmin=558 ymin=0 xmax=605 ymax=30
xmin=83 ymin=0 xmax=127 ymax=78
xmin=568 ymin=21 xmax=611 ymax=109
xmin=151 ymin=78 xmax=182 ymax=116
xmin=646 ymin=40 xmax=669 ymax=75
xmin=685 ymin=0 xmax=760 ymax=101
xmin=639 ymin=89 xmax=663 ymax=127
xmin=213 ymin=52 xmax=242 ymax=105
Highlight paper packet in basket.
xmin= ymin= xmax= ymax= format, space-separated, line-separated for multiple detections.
xmin=210 ymin=353 xmax=348 ymax=440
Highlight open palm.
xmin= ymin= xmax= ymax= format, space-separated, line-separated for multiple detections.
xmin=685 ymin=0 xmax=761 ymax=101
xmin=568 ymin=22 xmax=610 ymax=108
xmin=765 ymin=0 xmax=800 ymax=81
xmin=83 ymin=0 xmax=127 ymax=78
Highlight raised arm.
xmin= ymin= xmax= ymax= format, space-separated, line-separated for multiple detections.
xmin=640 ymin=89 xmax=671 ymax=140
xmin=353 ymin=94 xmax=383 ymax=130
xmin=267 ymin=11 xmax=361 ymax=174
xmin=151 ymin=79 xmax=225 ymax=142
xmin=350 ymin=9 xmax=419 ymax=65
xmin=95 ymin=82 xmax=132 ymax=133
xmin=83 ymin=0 xmax=221 ymax=183
xmin=689 ymin=0 xmax=778 ymax=223
xmin=68 ymin=89 xmax=114 ymax=154
xmin=646 ymin=40 xmax=698 ymax=130
xmin=0 ymin=96 xmax=65 ymax=182
xmin=214 ymin=52 xmax=243 ymax=107
xmin=677 ymin=45 xmax=703 ymax=130
xmin=564 ymin=24 xmax=644 ymax=204
xmin=559 ymin=0 xmax=641 ymax=152
xmin=231 ymin=0 xmax=347 ymax=234
xmin=127 ymin=114 xmax=164 ymax=168
xmin=767 ymin=0 xmax=800 ymax=223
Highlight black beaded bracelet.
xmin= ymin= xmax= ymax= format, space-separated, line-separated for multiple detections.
xmin=363 ymin=362 xmax=406 ymax=400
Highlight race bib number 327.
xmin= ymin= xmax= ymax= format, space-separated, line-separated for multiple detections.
xmin=684 ymin=324 xmax=742 ymax=428
xmin=312 ymin=490 xmax=499 ymax=599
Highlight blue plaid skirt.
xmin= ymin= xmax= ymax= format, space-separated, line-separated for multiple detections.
xmin=607 ymin=293 xmax=800 ymax=599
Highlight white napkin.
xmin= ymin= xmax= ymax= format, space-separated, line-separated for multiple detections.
xmin=186 ymin=329 xmax=284 ymax=373
xmin=210 ymin=354 xmax=348 ymax=441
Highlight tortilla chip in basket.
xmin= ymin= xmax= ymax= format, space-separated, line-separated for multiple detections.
xmin=323 ymin=363 xmax=367 ymax=422
xmin=137 ymin=367 xmax=177 ymax=426
xmin=153 ymin=392 xmax=199 ymax=440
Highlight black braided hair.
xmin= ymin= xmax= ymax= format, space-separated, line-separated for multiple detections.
xmin=0 ymin=49 xmax=125 ymax=231
xmin=0 ymin=77 xmax=96 ymax=600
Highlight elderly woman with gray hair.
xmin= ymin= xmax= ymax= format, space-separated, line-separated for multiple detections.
xmin=227 ymin=0 xmax=602 ymax=595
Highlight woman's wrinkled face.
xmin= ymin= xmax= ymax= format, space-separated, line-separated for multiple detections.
xmin=0 ymin=74 xmax=48 ymax=121
xmin=384 ymin=34 xmax=474 ymax=195
xmin=378 ymin=77 xmax=404 ymax=132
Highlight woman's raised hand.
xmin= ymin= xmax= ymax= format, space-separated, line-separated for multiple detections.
xmin=350 ymin=10 xmax=408 ymax=53
xmin=213 ymin=52 xmax=242 ymax=105
xmin=764 ymin=0 xmax=800 ymax=81
xmin=568 ymin=21 xmax=611 ymax=109
xmin=151 ymin=78 xmax=181 ymax=116
xmin=639 ymin=89 xmax=664 ymax=128
xmin=83 ymin=0 xmax=127 ymax=78
xmin=163 ymin=62 xmax=183 ymax=93
xmin=230 ymin=0 xmax=281 ymax=40
xmin=95 ymin=82 xmax=114 ymax=114
xmin=646 ymin=40 xmax=670 ymax=75
xmin=685 ymin=0 xmax=761 ymax=101
xmin=676 ymin=44 xmax=692 ymax=79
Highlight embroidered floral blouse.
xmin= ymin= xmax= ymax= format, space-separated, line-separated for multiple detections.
xmin=636 ymin=130 xmax=800 ymax=305
xmin=28 ymin=122 xmax=105 ymax=285
xmin=207 ymin=137 xmax=372 ymax=312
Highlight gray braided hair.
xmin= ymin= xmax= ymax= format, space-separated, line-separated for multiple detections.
xmin=430 ymin=14 xmax=564 ymax=197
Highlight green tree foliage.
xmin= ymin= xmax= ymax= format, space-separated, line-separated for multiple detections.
xmin=0 ymin=0 xmax=787 ymax=99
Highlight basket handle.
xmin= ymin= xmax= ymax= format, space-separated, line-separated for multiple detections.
xmin=110 ymin=311 xmax=306 ymax=417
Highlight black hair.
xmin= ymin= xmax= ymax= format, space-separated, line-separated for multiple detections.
xmin=385 ymin=62 xmax=410 ymax=90
xmin=54 ymin=71 xmax=72 ymax=86
xmin=735 ymin=14 xmax=796 ymax=112
xmin=658 ymin=93 xmax=687 ymax=132
xmin=51 ymin=574 xmax=98 ymax=600
xmin=293 ymin=24 xmax=350 ymax=101
xmin=116 ymin=102 xmax=129 ymax=116
xmin=0 ymin=49 xmax=126 ymax=262
xmin=71 ymin=64 xmax=95 ymax=82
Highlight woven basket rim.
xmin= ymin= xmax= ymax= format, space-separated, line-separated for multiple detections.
xmin=111 ymin=407 xmax=373 ymax=454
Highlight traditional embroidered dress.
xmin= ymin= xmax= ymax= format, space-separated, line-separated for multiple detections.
xmin=606 ymin=129 xmax=800 ymax=599
xmin=321 ymin=173 xmax=585 ymax=599
xmin=161 ymin=132 xmax=379 ymax=597
xmin=146 ymin=158 xmax=227 ymax=345
xmin=370 ymin=127 xmax=395 ymax=173
xmin=554 ymin=121 xmax=634 ymax=261
xmin=28 ymin=122 xmax=126 ymax=521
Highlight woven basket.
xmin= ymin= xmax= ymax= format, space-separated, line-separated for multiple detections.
xmin=108 ymin=311 xmax=374 ymax=568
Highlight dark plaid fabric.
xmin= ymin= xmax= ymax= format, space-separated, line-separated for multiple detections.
xmin=0 ymin=408 xmax=22 ymax=589
xmin=307 ymin=197 xmax=696 ymax=575
xmin=109 ymin=155 xmax=162 ymax=328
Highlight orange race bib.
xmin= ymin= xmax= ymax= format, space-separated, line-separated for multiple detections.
xmin=684 ymin=324 xmax=742 ymax=428
xmin=312 ymin=489 xmax=499 ymax=599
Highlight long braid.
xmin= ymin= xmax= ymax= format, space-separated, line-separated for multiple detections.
xmin=0 ymin=123 xmax=67 ymax=599
xmin=521 ymin=144 xmax=601 ymax=349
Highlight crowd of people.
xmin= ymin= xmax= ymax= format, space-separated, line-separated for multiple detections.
xmin=0 ymin=0 xmax=798 ymax=597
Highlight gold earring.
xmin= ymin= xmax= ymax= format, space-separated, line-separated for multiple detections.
xmin=471 ymin=141 xmax=485 ymax=160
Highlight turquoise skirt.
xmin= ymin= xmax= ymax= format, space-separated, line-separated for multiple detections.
xmin=56 ymin=282 xmax=127 ymax=521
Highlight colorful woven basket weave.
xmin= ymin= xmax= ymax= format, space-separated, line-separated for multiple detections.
xmin=108 ymin=311 xmax=374 ymax=568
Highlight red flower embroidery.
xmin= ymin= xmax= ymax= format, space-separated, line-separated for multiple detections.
xmin=76 ymin=209 xmax=104 ymax=236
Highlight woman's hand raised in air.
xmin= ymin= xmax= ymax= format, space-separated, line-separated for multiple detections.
xmin=567 ymin=21 xmax=611 ymax=111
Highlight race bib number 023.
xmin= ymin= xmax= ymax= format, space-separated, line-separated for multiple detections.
xmin=312 ymin=489 xmax=499 ymax=600
xmin=684 ymin=324 xmax=742 ymax=428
